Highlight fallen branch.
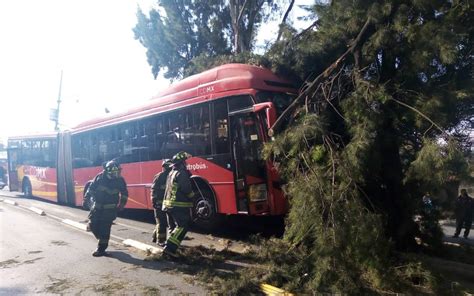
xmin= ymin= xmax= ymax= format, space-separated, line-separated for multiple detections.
xmin=269 ymin=17 xmax=372 ymax=136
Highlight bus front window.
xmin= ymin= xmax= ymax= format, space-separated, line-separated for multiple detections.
xmin=256 ymin=91 xmax=295 ymax=118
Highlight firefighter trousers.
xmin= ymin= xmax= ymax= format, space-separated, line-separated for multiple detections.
xmin=153 ymin=208 xmax=170 ymax=244
xmin=88 ymin=209 xmax=116 ymax=251
xmin=163 ymin=208 xmax=191 ymax=254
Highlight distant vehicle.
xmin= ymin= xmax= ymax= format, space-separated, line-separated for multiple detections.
xmin=7 ymin=63 xmax=297 ymax=228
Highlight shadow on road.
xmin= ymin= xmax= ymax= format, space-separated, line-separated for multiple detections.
xmin=118 ymin=209 xmax=285 ymax=240
xmin=106 ymin=251 xmax=176 ymax=271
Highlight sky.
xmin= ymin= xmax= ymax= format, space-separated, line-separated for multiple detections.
xmin=0 ymin=0 xmax=311 ymax=145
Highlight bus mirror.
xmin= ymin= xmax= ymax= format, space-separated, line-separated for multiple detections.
xmin=253 ymin=102 xmax=276 ymax=130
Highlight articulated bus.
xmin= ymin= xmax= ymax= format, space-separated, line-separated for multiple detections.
xmin=7 ymin=63 xmax=297 ymax=228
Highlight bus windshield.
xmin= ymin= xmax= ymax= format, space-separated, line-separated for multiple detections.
xmin=255 ymin=91 xmax=296 ymax=118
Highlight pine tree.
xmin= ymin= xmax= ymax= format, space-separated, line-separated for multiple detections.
xmin=259 ymin=0 xmax=473 ymax=293
xmin=133 ymin=0 xmax=278 ymax=80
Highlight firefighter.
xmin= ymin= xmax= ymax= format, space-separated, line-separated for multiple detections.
xmin=83 ymin=160 xmax=128 ymax=257
xmin=150 ymin=159 xmax=175 ymax=246
xmin=161 ymin=151 xmax=194 ymax=258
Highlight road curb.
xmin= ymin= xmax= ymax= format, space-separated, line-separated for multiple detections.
xmin=3 ymin=199 xmax=18 ymax=206
xmin=123 ymin=239 xmax=162 ymax=255
xmin=260 ymin=283 xmax=294 ymax=295
xmin=28 ymin=206 xmax=46 ymax=216
xmin=62 ymin=219 xmax=89 ymax=231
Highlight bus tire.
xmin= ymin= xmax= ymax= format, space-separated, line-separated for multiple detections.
xmin=22 ymin=178 xmax=32 ymax=198
xmin=82 ymin=181 xmax=92 ymax=211
xmin=191 ymin=178 xmax=220 ymax=231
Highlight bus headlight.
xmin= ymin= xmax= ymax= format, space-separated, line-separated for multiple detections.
xmin=248 ymin=184 xmax=267 ymax=202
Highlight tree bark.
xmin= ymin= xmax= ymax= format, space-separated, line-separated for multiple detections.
xmin=229 ymin=0 xmax=248 ymax=53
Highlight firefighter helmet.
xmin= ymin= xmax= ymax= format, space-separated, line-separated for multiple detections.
xmin=104 ymin=160 xmax=121 ymax=179
xmin=171 ymin=151 xmax=191 ymax=164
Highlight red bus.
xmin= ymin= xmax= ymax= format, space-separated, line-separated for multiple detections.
xmin=7 ymin=63 xmax=297 ymax=228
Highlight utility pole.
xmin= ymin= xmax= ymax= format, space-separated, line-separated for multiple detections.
xmin=54 ymin=70 xmax=63 ymax=131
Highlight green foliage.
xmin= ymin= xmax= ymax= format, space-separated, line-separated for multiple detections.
xmin=264 ymin=112 xmax=395 ymax=293
xmin=183 ymin=52 xmax=271 ymax=77
xmin=134 ymin=1 xmax=232 ymax=79
xmin=134 ymin=0 xmax=279 ymax=80
xmin=260 ymin=0 xmax=473 ymax=293
xmin=406 ymin=139 xmax=469 ymax=189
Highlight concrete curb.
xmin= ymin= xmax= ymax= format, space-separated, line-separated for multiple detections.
xmin=260 ymin=283 xmax=294 ymax=295
xmin=3 ymin=199 xmax=18 ymax=206
xmin=123 ymin=239 xmax=162 ymax=255
xmin=28 ymin=206 xmax=46 ymax=216
xmin=62 ymin=219 xmax=89 ymax=231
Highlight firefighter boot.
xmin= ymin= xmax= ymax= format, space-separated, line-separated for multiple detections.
xmin=92 ymin=245 xmax=108 ymax=257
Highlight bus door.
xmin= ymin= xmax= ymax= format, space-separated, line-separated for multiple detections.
xmin=229 ymin=110 xmax=269 ymax=214
xmin=6 ymin=148 xmax=20 ymax=191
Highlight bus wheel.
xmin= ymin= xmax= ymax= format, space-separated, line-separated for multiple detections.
xmin=22 ymin=179 xmax=32 ymax=198
xmin=192 ymin=184 xmax=220 ymax=231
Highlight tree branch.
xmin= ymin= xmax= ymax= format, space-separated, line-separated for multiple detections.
xmin=269 ymin=17 xmax=372 ymax=136
xmin=390 ymin=97 xmax=449 ymax=137
xmin=276 ymin=0 xmax=295 ymax=42
xmin=237 ymin=0 xmax=249 ymax=23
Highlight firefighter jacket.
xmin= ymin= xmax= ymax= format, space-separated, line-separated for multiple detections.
xmin=162 ymin=166 xmax=194 ymax=210
xmin=85 ymin=172 xmax=129 ymax=212
xmin=151 ymin=169 xmax=170 ymax=209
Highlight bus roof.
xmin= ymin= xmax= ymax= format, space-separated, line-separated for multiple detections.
xmin=72 ymin=63 xmax=296 ymax=133
xmin=8 ymin=132 xmax=57 ymax=141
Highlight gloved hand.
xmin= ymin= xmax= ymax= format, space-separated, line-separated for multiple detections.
xmin=117 ymin=204 xmax=125 ymax=211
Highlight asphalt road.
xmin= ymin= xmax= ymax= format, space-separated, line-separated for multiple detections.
xmin=0 ymin=196 xmax=209 ymax=295
xmin=2 ymin=189 xmax=470 ymax=295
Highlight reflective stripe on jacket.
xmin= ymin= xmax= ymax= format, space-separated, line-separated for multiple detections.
xmin=162 ymin=168 xmax=194 ymax=210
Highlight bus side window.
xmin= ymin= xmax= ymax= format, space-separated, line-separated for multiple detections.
xmin=142 ymin=117 xmax=159 ymax=161
xmin=151 ymin=116 xmax=163 ymax=160
xmin=162 ymin=112 xmax=182 ymax=158
xmin=120 ymin=122 xmax=141 ymax=164
xmin=136 ymin=120 xmax=150 ymax=162
xmin=213 ymin=100 xmax=229 ymax=154
xmin=191 ymin=104 xmax=211 ymax=156
xmin=90 ymin=132 xmax=102 ymax=166
xmin=108 ymin=128 xmax=119 ymax=161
